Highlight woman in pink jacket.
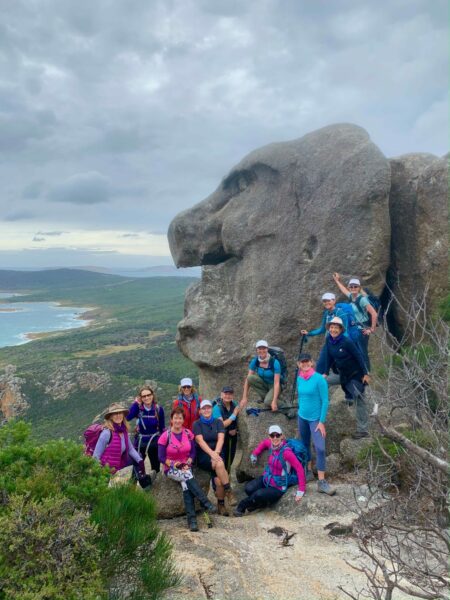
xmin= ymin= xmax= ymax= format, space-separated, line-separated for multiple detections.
xmin=233 ymin=424 xmax=305 ymax=516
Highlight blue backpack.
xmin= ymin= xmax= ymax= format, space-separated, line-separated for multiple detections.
xmin=334 ymin=302 xmax=358 ymax=329
xmin=264 ymin=439 xmax=308 ymax=492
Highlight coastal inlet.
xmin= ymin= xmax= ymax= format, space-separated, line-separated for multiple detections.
xmin=0 ymin=293 xmax=91 ymax=349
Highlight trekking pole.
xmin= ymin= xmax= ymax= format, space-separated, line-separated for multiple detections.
xmin=290 ymin=334 xmax=307 ymax=404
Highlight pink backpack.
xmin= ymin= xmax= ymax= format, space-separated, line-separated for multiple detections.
xmin=84 ymin=424 xmax=111 ymax=456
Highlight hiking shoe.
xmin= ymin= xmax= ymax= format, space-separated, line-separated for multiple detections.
xmin=317 ymin=480 xmax=336 ymax=496
xmin=352 ymin=431 xmax=369 ymax=440
xmin=306 ymin=469 xmax=315 ymax=483
xmin=203 ymin=501 xmax=218 ymax=514
xmin=341 ymin=399 xmax=354 ymax=406
xmin=233 ymin=507 xmax=245 ymax=517
xmin=188 ymin=517 xmax=199 ymax=532
xmin=217 ymin=502 xmax=229 ymax=517
xmin=225 ymin=488 xmax=237 ymax=507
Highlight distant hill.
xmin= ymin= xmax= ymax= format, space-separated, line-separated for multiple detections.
xmin=0 ymin=268 xmax=128 ymax=290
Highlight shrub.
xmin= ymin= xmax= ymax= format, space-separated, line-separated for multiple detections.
xmin=0 ymin=495 xmax=103 ymax=600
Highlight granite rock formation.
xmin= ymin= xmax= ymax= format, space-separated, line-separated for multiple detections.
xmin=0 ymin=365 xmax=28 ymax=422
xmin=388 ymin=154 xmax=448 ymax=336
xmin=169 ymin=123 xmax=391 ymax=396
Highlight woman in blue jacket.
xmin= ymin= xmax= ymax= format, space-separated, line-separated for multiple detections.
xmin=127 ymin=385 xmax=165 ymax=473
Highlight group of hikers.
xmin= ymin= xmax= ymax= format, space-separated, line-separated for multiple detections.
xmin=87 ymin=273 xmax=377 ymax=531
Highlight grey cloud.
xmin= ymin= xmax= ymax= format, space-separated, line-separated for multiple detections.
xmin=120 ymin=233 xmax=139 ymax=238
xmin=49 ymin=172 xmax=110 ymax=204
xmin=36 ymin=230 xmax=66 ymax=236
xmin=32 ymin=236 xmax=46 ymax=242
xmin=23 ymin=181 xmax=46 ymax=199
xmin=4 ymin=210 xmax=36 ymax=221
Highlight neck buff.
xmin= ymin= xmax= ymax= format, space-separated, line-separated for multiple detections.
xmin=329 ymin=333 xmax=344 ymax=345
xmin=258 ymin=355 xmax=270 ymax=364
xmin=299 ymin=367 xmax=315 ymax=380
xmin=200 ymin=414 xmax=215 ymax=425
xmin=182 ymin=394 xmax=194 ymax=403
xmin=271 ymin=439 xmax=285 ymax=451
xmin=112 ymin=421 xmax=128 ymax=434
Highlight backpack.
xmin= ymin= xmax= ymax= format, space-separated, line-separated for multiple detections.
xmin=354 ymin=288 xmax=381 ymax=326
xmin=334 ymin=302 xmax=357 ymax=328
xmin=84 ymin=424 xmax=111 ymax=456
xmin=265 ymin=438 xmax=308 ymax=491
xmin=136 ymin=403 xmax=162 ymax=434
xmin=254 ymin=346 xmax=288 ymax=385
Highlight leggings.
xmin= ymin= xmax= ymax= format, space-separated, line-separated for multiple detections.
xmin=236 ymin=476 xmax=284 ymax=512
xmin=298 ymin=417 xmax=326 ymax=472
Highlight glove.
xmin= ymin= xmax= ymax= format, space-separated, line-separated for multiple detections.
xmin=136 ymin=460 xmax=146 ymax=478
xmin=250 ymin=454 xmax=257 ymax=466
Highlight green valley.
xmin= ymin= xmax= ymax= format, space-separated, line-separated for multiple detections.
xmin=0 ymin=270 xmax=198 ymax=441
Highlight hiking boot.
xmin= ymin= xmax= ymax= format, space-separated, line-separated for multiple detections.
xmin=224 ymin=488 xmax=237 ymax=507
xmin=317 ymin=480 xmax=336 ymax=496
xmin=203 ymin=500 xmax=218 ymax=514
xmin=188 ymin=517 xmax=199 ymax=532
xmin=352 ymin=431 xmax=369 ymax=440
xmin=217 ymin=501 xmax=229 ymax=517
xmin=233 ymin=507 xmax=245 ymax=517
xmin=306 ymin=469 xmax=315 ymax=483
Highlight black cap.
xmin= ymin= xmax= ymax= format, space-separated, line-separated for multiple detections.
xmin=298 ymin=353 xmax=312 ymax=362
xmin=222 ymin=385 xmax=234 ymax=393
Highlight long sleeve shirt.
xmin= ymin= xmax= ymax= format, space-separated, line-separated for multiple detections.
xmin=316 ymin=335 xmax=368 ymax=384
xmin=296 ymin=372 xmax=329 ymax=423
xmin=253 ymin=439 xmax=306 ymax=493
xmin=126 ymin=401 xmax=165 ymax=437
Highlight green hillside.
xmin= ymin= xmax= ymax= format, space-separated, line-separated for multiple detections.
xmin=0 ymin=273 xmax=199 ymax=441
xmin=0 ymin=267 xmax=127 ymax=290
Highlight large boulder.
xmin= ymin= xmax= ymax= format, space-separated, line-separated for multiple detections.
xmin=387 ymin=154 xmax=448 ymax=336
xmin=168 ymin=123 xmax=391 ymax=398
xmin=151 ymin=468 xmax=212 ymax=519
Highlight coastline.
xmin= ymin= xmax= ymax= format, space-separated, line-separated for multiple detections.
xmin=21 ymin=306 xmax=97 ymax=342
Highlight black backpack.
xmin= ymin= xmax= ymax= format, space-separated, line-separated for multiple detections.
xmin=262 ymin=346 xmax=288 ymax=385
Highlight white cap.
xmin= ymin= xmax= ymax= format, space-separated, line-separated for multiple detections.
xmin=348 ymin=278 xmax=361 ymax=286
xmin=326 ymin=316 xmax=344 ymax=329
xmin=268 ymin=425 xmax=282 ymax=435
xmin=180 ymin=377 xmax=193 ymax=387
xmin=321 ymin=292 xmax=335 ymax=301
xmin=200 ymin=399 xmax=212 ymax=408
xmin=255 ymin=339 xmax=268 ymax=348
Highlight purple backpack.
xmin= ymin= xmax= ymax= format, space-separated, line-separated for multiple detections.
xmin=84 ymin=424 xmax=111 ymax=456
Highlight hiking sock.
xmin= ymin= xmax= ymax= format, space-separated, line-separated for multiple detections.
xmin=223 ymin=483 xmax=231 ymax=492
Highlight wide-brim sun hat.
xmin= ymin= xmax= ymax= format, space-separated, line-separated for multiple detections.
xmin=105 ymin=402 xmax=129 ymax=419
xmin=326 ymin=316 xmax=344 ymax=330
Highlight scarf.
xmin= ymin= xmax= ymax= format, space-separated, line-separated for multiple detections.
xmin=329 ymin=333 xmax=344 ymax=345
xmin=200 ymin=414 xmax=215 ymax=425
xmin=113 ymin=421 xmax=128 ymax=434
xmin=298 ymin=367 xmax=315 ymax=380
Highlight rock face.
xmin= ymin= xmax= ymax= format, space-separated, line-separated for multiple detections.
xmin=388 ymin=154 xmax=448 ymax=336
xmin=0 ymin=365 xmax=28 ymax=422
xmin=169 ymin=123 xmax=391 ymax=397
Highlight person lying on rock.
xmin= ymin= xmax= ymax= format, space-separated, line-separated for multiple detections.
xmin=333 ymin=273 xmax=377 ymax=371
xmin=316 ymin=317 xmax=371 ymax=440
xmin=93 ymin=402 xmax=154 ymax=489
xmin=241 ymin=340 xmax=287 ymax=412
xmin=233 ymin=425 xmax=305 ymax=517
xmin=127 ymin=384 xmax=165 ymax=475
xmin=172 ymin=377 xmax=201 ymax=430
xmin=296 ymin=353 xmax=336 ymax=496
xmin=212 ymin=385 xmax=242 ymax=474
xmin=158 ymin=406 xmax=216 ymax=532
xmin=193 ymin=400 xmax=236 ymax=514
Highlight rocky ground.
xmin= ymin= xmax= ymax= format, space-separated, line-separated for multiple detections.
xmin=159 ymin=477 xmax=407 ymax=600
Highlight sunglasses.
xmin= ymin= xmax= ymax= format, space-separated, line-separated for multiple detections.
xmin=349 ymin=285 xmax=360 ymax=289
xmin=141 ymin=392 xmax=153 ymax=398
xmin=269 ymin=433 xmax=281 ymax=439
xmin=182 ymin=385 xmax=192 ymax=389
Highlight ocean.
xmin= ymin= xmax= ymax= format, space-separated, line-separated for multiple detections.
xmin=0 ymin=293 xmax=90 ymax=348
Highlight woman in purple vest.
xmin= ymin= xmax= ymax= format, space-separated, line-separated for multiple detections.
xmin=93 ymin=402 xmax=153 ymax=488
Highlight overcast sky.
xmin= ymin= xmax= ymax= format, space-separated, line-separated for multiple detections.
xmin=0 ymin=0 xmax=448 ymax=269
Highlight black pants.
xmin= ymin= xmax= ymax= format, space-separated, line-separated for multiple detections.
xmin=223 ymin=433 xmax=237 ymax=472
xmin=135 ymin=437 xmax=160 ymax=473
xmin=237 ymin=476 xmax=284 ymax=512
